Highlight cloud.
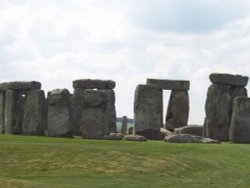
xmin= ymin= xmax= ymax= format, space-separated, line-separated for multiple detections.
xmin=1 ymin=1 xmax=250 ymax=124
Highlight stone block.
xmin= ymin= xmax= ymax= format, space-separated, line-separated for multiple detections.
xmin=204 ymin=84 xmax=231 ymax=141
xmin=174 ymin=126 xmax=203 ymax=136
xmin=22 ymin=90 xmax=46 ymax=135
xmin=209 ymin=73 xmax=248 ymax=87
xmin=0 ymin=81 xmax=41 ymax=91
xmin=121 ymin=116 xmax=127 ymax=134
xmin=147 ymin=78 xmax=190 ymax=90
xmin=73 ymin=79 xmax=115 ymax=89
xmin=4 ymin=90 xmax=24 ymax=134
xmin=230 ymin=97 xmax=250 ymax=143
xmin=204 ymin=84 xmax=247 ymax=141
xmin=100 ymin=89 xmax=116 ymax=134
xmin=0 ymin=92 xmax=4 ymax=134
xmin=164 ymin=134 xmax=220 ymax=143
xmin=47 ymin=89 xmax=74 ymax=137
xmin=79 ymin=90 xmax=108 ymax=139
xmin=134 ymin=84 xmax=163 ymax=139
xmin=165 ymin=90 xmax=189 ymax=131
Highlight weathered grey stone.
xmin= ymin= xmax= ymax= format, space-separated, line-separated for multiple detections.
xmin=0 ymin=81 xmax=41 ymax=91
xmin=204 ymin=84 xmax=231 ymax=141
xmin=164 ymin=134 xmax=220 ymax=143
xmin=101 ymin=89 xmax=116 ymax=134
xmin=147 ymin=78 xmax=190 ymax=91
xmin=121 ymin=116 xmax=127 ymax=135
xmin=165 ymin=90 xmax=189 ymax=131
xmin=134 ymin=84 xmax=163 ymax=140
xmin=174 ymin=126 xmax=203 ymax=136
xmin=128 ymin=127 xmax=133 ymax=134
xmin=209 ymin=73 xmax=248 ymax=87
xmin=73 ymin=79 xmax=115 ymax=89
xmin=160 ymin=128 xmax=174 ymax=136
xmin=159 ymin=128 xmax=174 ymax=140
xmin=72 ymin=88 xmax=84 ymax=135
xmin=4 ymin=90 xmax=24 ymax=134
xmin=47 ymin=89 xmax=74 ymax=137
xmin=79 ymin=90 xmax=108 ymax=139
xmin=22 ymin=90 xmax=46 ymax=135
xmin=123 ymin=135 xmax=147 ymax=141
xmin=204 ymin=84 xmax=247 ymax=141
xmin=230 ymin=97 xmax=250 ymax=143
xmin=104 ymin=133 xmax=123 ymax=140
xmin=0 ymin=92 xmax=5 ymax=134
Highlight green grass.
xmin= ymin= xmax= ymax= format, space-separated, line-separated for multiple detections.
xmin=0 ymin=135 xmax=250 ymax=188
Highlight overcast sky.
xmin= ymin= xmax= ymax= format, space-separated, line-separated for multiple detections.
xmin=1 ymin=0 xmax=250 ymax=124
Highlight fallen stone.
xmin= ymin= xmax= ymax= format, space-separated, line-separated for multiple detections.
xmin=147 ymin=78 xmax=190 ymax=90
xmin=0 ymin=81 xmax=41 ymax=91
xmin=73 ymin=79 xmax=115 ymax=89
xmin=22 ymin=90 xmax=46 ymax=135
xmin=165 ymin=90 xmax=189 ymax=131
xmin=174 ymin=126 xmax=203 ymax=136
xmin=123 ymin=135 xmax=147 ymax=141
xmin=160 ymin=128 xmax=174 ymax=136
xmin=134 ymin=84 xmax=162 ymax=139
xmin=104 ymin=133 xmax=123 ymax=140
xmin=209 ymin=73 xmax=248 ymax=87
xmin=230 ymin=97 xmax=250 ymax=143
xmin=164 ymin=134 xmax=220 ymax=143
xmin=47 ymin=89 xmax=74 ymax=137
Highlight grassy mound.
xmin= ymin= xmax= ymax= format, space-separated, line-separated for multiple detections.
xmin=0 ymin=135 xmax=250 ymax=188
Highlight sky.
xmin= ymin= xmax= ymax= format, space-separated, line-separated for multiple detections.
xmin=1 ymin=0 xmax=250 ymax=124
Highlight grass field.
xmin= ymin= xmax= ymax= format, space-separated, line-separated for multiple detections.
xmin=0 ymin=135 xmax=250 ymax=188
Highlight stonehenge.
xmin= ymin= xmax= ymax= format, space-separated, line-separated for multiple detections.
xmin=0 ymin=79 xmax=116 ymax=139
xmin=133 ymin=79 xmax=189 ymax=139
xmin=1 ymin=73 xmax=250 ymax=144
xmin=204 ymin=73 xmax=248 ymax=141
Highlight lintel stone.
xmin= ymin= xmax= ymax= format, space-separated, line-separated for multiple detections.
xmin=146 ymin=78 xmax=190 ymax=90
xmin=0 ymin=81 xmax=41 ymax=91
xmin=73 ymin=79 xmax=115 ymax=89
xmin=209 ymin=73 xmax=248 ymax=87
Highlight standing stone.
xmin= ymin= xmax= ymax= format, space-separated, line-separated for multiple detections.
xmin=204 ymin=74 xmax=249 ymax=141
xmin=47 ymin=89 xmax=74 ymax=137
xmin=0 ymin=92 xmax=5 ymax=134
xmin=72 ymin=88 xmax=85 ymax=135
xmin=204 ymin=84 xmax=231 ymax=141
xmin=165 ymin=90 xmax=189 ymax=131
xmin=230 ymin=97 xmax=250 ymax=143
xmin=22 ymin=90 xmax=46 ymax=135
xmin=4 ymin=90 xmax=24 ymax=134
xmin=121 ymin=116 xmax=128 ymax=135
xmin=79 ymin=90 xmax=108 ymax=139
xmin=134 ymin=84 xmax=163 ymax=139
xmin=101 ymin=89 xmax=116 ymax=134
